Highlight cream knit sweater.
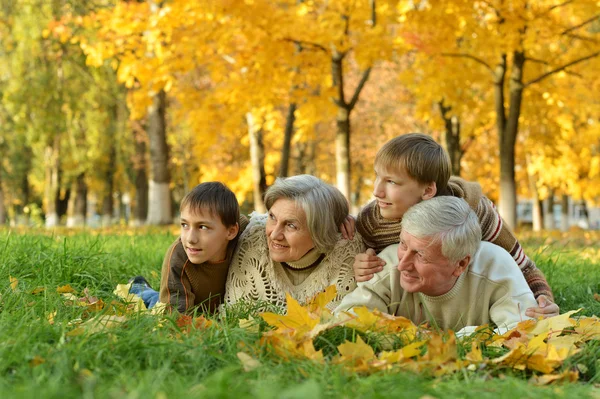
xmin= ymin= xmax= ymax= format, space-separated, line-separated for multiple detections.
xmin=224 ymin=213 xmax=366 ymax=310
xmin=335 ymin=242 xmax=537 ymax=335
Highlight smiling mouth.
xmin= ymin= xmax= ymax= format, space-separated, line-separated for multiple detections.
xmin=377 ymin=200 xmax=393 ymax=207
xmin=401 ymin=272 xmax=419 ymax=281
xmin=186 ymin=247 xmax=202 ymax=253
xmin=270 ymin=242 xmax=289 ymax=250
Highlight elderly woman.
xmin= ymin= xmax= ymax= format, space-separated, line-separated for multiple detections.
xmin=224 ymin=175 xmax=365 ymax=310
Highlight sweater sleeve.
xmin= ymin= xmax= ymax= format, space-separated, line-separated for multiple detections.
xmin=158 ymin=239 xmax=194 ymax=313
xmin=334 ymin=245 xmax=397 ymax=314
xmin=475 ymin=196 xmax=553 ymax=301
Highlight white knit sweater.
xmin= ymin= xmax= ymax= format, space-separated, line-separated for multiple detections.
xmin=224 ymin=213 xmax=366 ymax=310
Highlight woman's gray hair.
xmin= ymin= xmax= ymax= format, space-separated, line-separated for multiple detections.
xmin=264 ymin=174 xmax=349 ymax=252
xmin=401 ymin=197 xmax=481 ymax=262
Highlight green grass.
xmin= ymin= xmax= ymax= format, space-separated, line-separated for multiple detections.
xmin=1 ymin=228 xmax=600 ymax=398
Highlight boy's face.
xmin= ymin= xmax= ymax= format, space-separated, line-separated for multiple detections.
xmin=373 ymin=164 xmax=436 ymax=220
xmin=180 ymin=206 xmax=238 ymax=264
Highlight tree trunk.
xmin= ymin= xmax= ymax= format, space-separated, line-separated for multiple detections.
xmin=543 ymin=189 xmax=555 ymax=230
xmin=335 ymin=106 xmax=351 ymax=200
xmin=101 ymin=142 xmax=116 ymax=227
xmin=526 ymin=161 xmax=543 ymax=232
xmin=146 ymin=90 xmax=172 ymax=225
xmin=67 ymin=173 xmax=87 ymax=227
xmin=246 ymin=112 xmax=267 ymax=213
xmin=279 ymin=102 xmax=296 ymax=177
xmin=0 ymin=171 xmax=5 ymax=225
xmin=132 ymin=121 xmax=148 ymax=226
xmin=438 ymin=101 xmax=462 ymax=176
xmin=498 ymin=51 xmax=525 ymax=229
xmin=44 ymin=136 xmax=60 ymax=227
xmin=560 ymin=194 xmax=569 ymax=232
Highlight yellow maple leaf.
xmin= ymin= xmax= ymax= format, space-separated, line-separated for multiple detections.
xmin=379 ymin=341 xmax=425 ymax=364
xmin=530 ymin=309 xmax=580 ymax=336
xmin=337 ymin=335 xmax=375 ymax=372
xmin=237 ymin=352 xmax=261 ymax=372
xmin=306 ymin=285 xmax=337 ymax=314
xmin=47 ymin=311 xmax=56 ymax=325
xmin=9 ymin=276 xmax=18 ymax=291
xmin=574 ymin=317 xmax=600 ymax=341
xmin=31 ymin=287 xmax=45 ymax=295
xmin=260 ymin=293 xmax=318 ymax=332
xmin=465 ymin=341 xmax=483 ymax=362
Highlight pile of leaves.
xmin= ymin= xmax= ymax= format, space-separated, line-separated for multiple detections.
xmin=11 ymin=277 xmax=600 ymax=385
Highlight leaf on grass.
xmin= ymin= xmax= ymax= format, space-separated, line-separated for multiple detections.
xmin=465 ymin=341 xmax=483 ymax=362
xmin=57 ymin=284 xmax=76 ymax=294
xmin=9 ymin=276 xmax=18 ymax=291
xmin=47 ymin=311 xmax=56 ymax=325
xmin=530 ymin=370 xmax=579 ymax=385
xmin=66 ymin=327 xmax=85 ymax=337
xmin=261 ymin=293 xmax=318 ymax=333
xmin=337 ymin=336 xmax=375 ymax=372
xmin=113 ymin=283 xmax=146 ymax=312
xmin=31 ymin=287 xmax=45 ymax=295
xmin=81 ymin=315 xmax=127 ymax=334
xmin=176 ymin=315 xmax=213 ymax=332
xmin=29 ymin=356 xmax=45 ymax=368
xmin=237 ymin=352 xmax=261 ymax=372
xmin=530 ymin=309 xmax=580 ymax=336
xmin=306 ymin=285 xmax=337 ymax=314
xmin=239 ymin=316 xmax=260 ymax=333
xmin=574 ymin=317 xmax=600 ymax=341
xmin=379 ymin=341 xmax=426 ymax=364
xmin=593 ymin=293 xmax=600 ymax=302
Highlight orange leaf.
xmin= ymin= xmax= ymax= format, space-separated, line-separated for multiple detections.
xmin=306 ymin=285 xmax=337 ymax=313
xmin=29 ymin=356 xmax=46 ymax=368
xmin=530 ymin=370 xmax=579 ymax=385
xmin=31 ymin=287 xmax=45 ymax=295
xmin=9 ymin=276 xmax=18 ymax=291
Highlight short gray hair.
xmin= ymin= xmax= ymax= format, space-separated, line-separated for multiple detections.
xmin=401 ymin=197 xmax=481 ymax=262
xmin=264 ymin=174 xmax=348 ymax=252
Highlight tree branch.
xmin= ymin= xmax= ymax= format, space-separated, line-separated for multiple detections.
xmin=565 ymin=32 xmax=598 ymax=44
xmin=440 ymin=53 xmax=494 ymax=74
xmin=282 ymin=38 xmax=328 ymax=53
xmin=347 ymin=67 xmax=372 ymax=110
xmin=525 ymin=51 xmax=600 ymax=87
xmin=562 ymin=14 xmax=600 ymax=35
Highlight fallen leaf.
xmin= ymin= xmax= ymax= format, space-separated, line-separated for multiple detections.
xmin=47 ymin=311 xmax=56 ymax=325
xmin=237 ymin=352 xmax=261 ymax=372
xmin=9 ymin=276 xmax=18 ymax=291
xmin=306 ymin=285 xmax=337 ymax=314
xmin=29 ymin=356 xmax=45 ymax=367
xmin=57 ymin=284 xmax=76 ymax=294
xmin=593 ymin=293 xmax=600 ymax=302
xmin=530 ymin=370 xmax=579 ymax=385
xmin=239 ymin=316 xmax=260 ymax=333
xmin=31 ymin=287 xmax=45 ymax=295
xmin=530 ymin=309 xmax=580 ymax=336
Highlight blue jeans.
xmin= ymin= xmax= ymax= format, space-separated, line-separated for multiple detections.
xmin=129 ymin=284 xmax=160 ymax=309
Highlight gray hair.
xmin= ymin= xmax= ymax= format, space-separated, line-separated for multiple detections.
xmin=264 ymin=174 xmax=349 ymax=252
xmin=401 ymin=197 xmax=481 ymax=262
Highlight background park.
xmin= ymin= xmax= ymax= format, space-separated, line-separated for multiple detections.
xmin=1 ymin=0 xmax=600 ymax=397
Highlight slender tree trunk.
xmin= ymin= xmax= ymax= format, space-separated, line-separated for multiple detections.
xmin=526 ymin=155 xmax=543 ymax=232
xmin=146 ymin=90 xmax=172 ymax=225
xmin=44 ymin=136 xmax=60 ymax=227
xmin=0 ymin=171 xmax=5 ymax=225
xmin=246 ymin=112 xmax=267 ymax=213
xmin=279 ymin=102 xmax=297 ymax=177
xmin=438 ymin=101 xmax=462 ymax=176
xmin=560 ymin=194 xmax=570 ymax=232
xmin=132 ymin=122 xmax=149 ymax=226
xmin=335 ymin=105 xmax=351 ymax=199
xmin=497 ymin=51 xmax=525 ymax=229
xmin=102 ymin=143 xmax=116 ymax=226
xmin=67 ymin=173 xmax=87 ymax=227
xmin=543 ymin=189 xmax=555 ymax=230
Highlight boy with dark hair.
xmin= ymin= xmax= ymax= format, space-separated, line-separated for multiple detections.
xmin=353 ymin=133 xmax=558 ymax=318
xmin=130 ymin=182 xmax=247 ymax=313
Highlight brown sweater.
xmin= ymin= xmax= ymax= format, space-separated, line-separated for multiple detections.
xmin=356 ymin=177 xmax=554 ymax=301
xmin=159 ymin=216 xmax=248 ymax=313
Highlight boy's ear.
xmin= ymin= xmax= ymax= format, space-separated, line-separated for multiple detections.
xmin=226 ymin=223 xmax=240 ymax=240
xmin=421 ymin=182 xmax=437 ymax=200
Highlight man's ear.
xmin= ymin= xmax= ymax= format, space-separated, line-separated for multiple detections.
xmin=421 ymin=182 xmax=437 ymax=200
xmin=226 ymin=223 xmax=240 ymax=240
xmin=452 ymin=255 xmax=470 ymax=277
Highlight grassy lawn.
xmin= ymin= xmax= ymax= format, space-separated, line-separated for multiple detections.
xmin=1 ymin=228 xmax=600 ymax=398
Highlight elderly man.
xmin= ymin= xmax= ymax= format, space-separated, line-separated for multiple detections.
xmin=336 ymin=197 xmax=538 ymax=335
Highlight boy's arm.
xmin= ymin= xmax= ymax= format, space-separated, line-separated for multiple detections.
xmin=476 ymin=196 xmax=558 ymax=316
xmin=159 ymin=239 xmax=195 ymax=313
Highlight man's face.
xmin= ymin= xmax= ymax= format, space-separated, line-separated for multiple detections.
xmin=396 ymin=231 xmax=467 ymax=296
xmin=373 ymin=164 xmax=434 ymax=220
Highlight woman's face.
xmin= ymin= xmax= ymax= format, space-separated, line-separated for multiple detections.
xmin=265 ymin=198 xmax=315 ymax=263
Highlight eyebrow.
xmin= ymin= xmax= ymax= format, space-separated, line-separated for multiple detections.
xmin=180 ymin=218 xmax=214 ymax=225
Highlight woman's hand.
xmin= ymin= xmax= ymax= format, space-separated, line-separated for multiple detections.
xmin=525 ymin=295 xmax=559 ymax=318
xmin=353 ymin=248 xmax=386 ymax=282
xmin=340 ymin=215 xmax=356 ymax=240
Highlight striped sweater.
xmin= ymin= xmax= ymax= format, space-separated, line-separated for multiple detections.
xmin=356 ymin=177 xmax=553 ymax=300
